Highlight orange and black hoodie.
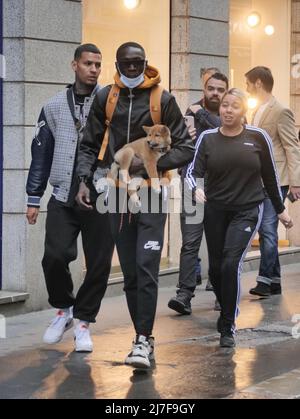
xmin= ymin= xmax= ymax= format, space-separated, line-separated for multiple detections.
xmin=77 ymin=66 xmax=194 ymax=179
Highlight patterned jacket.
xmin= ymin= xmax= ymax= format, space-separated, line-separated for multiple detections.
xmin=26 ymin=85 xmax=100 ymax=206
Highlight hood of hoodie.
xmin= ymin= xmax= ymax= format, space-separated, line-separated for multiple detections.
xmin=114 ymin=65 xmax=161 ymax=89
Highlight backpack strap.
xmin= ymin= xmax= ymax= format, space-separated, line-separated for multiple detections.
xmin=150 ymin=85 xmax=163 ymax=125
xmin=98 ymin=84 xmax=120 ymax=161
xmin=150 ymin=85 xmax=171 ymax=181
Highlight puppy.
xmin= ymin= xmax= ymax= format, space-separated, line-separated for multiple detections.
xmin=108 ymin=124 xmax=171 ymax=206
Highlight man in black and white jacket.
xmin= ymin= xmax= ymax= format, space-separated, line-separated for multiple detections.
xmin=26 ymin=44 xmax=114 ymax=352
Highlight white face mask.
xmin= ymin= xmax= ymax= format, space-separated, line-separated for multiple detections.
xmin=119 ymin=72 xmax=145 ymax=89
xmin=117 ymin=63 xmax=146 ymax=89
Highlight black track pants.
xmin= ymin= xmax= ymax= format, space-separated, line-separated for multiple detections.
xmin=42 ymin=197 xmax=114 ymax=323
xmin=109 ymin=209 xmax=167 ymax=336
xmin=178 ymin=177 xmax=204 ymax=297
xmin=204 ymin=202 xmax=263 ymax=331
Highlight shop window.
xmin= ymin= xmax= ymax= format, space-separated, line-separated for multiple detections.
xmin=82 ymin=0 xmax=171 ymax=269
xmin=230 ymin=0 xmax=292 ymax=246
xmin=230 ymin=0 xmax=291 ymax=106
xmin=83 ymin=0 xmax=170 ymax=88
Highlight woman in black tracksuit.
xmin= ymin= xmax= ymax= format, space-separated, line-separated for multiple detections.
xmin=186 ymin=88 xmax=293 ymax=348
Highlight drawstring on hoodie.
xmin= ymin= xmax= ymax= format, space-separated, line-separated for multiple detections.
xmin=127 ymin=89 xmax=134 ymax=143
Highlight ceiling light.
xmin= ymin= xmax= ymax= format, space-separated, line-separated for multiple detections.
xmin=124 ymin=0 xmax=140 ymax=9
xmin=265 ymin=25 xmax=275 ymax=36
xmin=247 ymin=12 xmax=261 ymax=28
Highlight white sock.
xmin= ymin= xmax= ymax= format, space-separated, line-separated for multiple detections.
xmin=78 ymin=321 xmax=89 ymax=328
xmin=60 ymin=308 xmax=72 ymax=316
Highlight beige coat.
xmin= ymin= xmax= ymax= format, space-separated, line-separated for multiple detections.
xmin=252 ymin=97 xmax=300 ymax=186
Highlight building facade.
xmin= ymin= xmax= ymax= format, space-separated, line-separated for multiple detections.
xmin=1 ymin=0 xmax=299 ymax=314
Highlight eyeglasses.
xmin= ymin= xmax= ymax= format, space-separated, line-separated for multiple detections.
xmin=117 ymin=60 xmax=146 ymax=72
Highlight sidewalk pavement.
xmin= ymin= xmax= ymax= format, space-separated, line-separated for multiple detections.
xmin=1 ymin=264 xmax=300 ymax=399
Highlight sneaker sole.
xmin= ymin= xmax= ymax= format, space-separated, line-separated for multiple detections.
xmin=125 ymin=356 xmax=151 ymax=369
xmin=75 ymin=346 xmax=93 ymax=353
xmin=43 ymin=318 xmax=74 ymax=344
xmin=220 ymin=342 xmax=236 ymax=348
xmin=220 ymin=337 xmax=236 ymax=348
xmin=249 ymin=289 xmax=271 ymax=297
xmin=168 ymin=299 xmax=191 ymax=315
xmin=74 ymin=335 xmax=93 ymax=353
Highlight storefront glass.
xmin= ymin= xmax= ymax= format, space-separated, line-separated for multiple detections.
xmin=83 ymin=0 xmax=170 ymax=88
xmin=230 ymin=0 xmax=292 ymax=245
xmin=82 ymin=0 xmax=171 ymax=269
xmin=230 ymin=0 xmax=291 ymax=107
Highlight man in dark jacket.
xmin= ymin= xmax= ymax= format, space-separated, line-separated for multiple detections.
xmin=168 ymin=72 xmax=228 ymax=315
xmin=76 ymin=42 xmax=194 ymax=369
xmin=26 ymin=44 xmax=114 ymax=353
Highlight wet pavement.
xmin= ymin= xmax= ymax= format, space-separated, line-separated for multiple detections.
xmin=1 ymin=263 xmax=300 ymax=399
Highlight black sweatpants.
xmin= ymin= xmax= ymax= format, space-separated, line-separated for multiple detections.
xmin=178 ymin=214 xmax=204 ymax=298
xmin=42 ymin=197 xmax=114 ymax=323
xmin=204 ymin=202 xmax=263 ymax=332
xmin=109 ymin=194 xmax=167 ymax=336
xmin=178 ymin=176 xmax=204 ymax=298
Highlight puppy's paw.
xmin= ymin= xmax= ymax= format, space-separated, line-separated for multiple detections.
xmin=128 ymin=194 xmax=142 ymax=212
xmin=134 ymin=200 xmax=142 ymax=208
xmin=150 ymin=179 xmax=161 ymax=194
xmin=152 ymin=186 xmax=161 ymax=194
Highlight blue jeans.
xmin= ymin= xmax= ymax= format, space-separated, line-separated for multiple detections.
xmin=257 ymin=186 xmax=289 ymax=286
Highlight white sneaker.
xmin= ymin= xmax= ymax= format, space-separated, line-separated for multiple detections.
xmin=43 ymin=309 xmax=73 ymax=344
xmin=74 ymin=323 xmax=93 ymax=353
xmin=125 ymin=335 xmax=151 ymax=369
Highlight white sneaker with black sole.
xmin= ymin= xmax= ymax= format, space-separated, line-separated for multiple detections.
xmin=43 ymin=309 xmax=74 ymax=344
xmin=125 ymin=335 xmax=152 ymax=369
xmin=74 ymin=323 xmax=93 ymax=353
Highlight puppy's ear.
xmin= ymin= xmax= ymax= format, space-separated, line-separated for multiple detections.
xmin=142 ymin=126 xmax=151 ymax=134
xmin=160 ymin=126 xmax=170 ymax=136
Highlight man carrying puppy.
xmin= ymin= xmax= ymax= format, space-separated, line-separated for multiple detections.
xmin=76 ymin=42 xmax=194 ymax=369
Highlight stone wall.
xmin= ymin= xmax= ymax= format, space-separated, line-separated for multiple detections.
xmin=2 ymin=0 xmax=83 ymax=310
xmin=170 ymin=0 xmax=229 ymax=112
